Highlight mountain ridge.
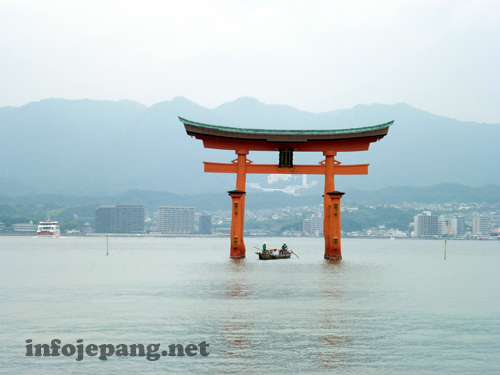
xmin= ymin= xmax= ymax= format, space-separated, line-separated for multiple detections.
xmin=0 ymin=97 xmax=498 ymax=196
xmin=0 ymin=184 xmax=498 ymax=213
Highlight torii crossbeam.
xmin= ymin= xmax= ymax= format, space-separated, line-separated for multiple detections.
xmin=180 ymin=117 xmax=392 ymax=259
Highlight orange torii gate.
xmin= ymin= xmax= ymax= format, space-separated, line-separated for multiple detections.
xmin=180 ymin=117 xmax=392 ymax=259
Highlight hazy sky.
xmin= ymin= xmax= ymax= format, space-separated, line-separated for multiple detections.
xmin=1 ymin=0 xmax=499 ymax=123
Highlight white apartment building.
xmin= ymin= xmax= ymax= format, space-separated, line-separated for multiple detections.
xmin=472 ymin=216 xmax=489 ymax=234
xmin=438 ymin=215 xmax=448 ymax=235
xmin=13 ymin=220 xmax=37 ymax=233
xmin=451 ymin=216 xmax=465 ymax=238
xmin=158 ymin=206 xmax=195 ymax=234
xmin=414 ymin=211 xmax=439 ymax=237
xmin=303 ymin=214 xmax=323 ymax=236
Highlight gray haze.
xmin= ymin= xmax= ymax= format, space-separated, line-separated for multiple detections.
xmin=1 ymin=1 xmax=499 ymax=123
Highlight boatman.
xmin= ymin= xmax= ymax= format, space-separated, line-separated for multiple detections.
xmin=262 ymin=242 xmax=269 ymax=254
xmin=282 ymin=242 xmax=288 ymax=253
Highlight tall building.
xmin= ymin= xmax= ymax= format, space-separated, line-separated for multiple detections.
xmin=451 ymin=216 xmax=465 ymax=238
xmin=199 ymin=214 xmax=212 ymax=234
xmin=414 ymin=212 xmax=439 ymax=237
xmin=472 ymin=216 xmax=489 ymax=234
xmin=95 ymin=204 xmax=145 ymax=233
xmin=158 ymin=207 xmax=195 ymax=234
xmin=303 ymin=215 xmax=323 ymax=236
xmin=438 ymin=215 xmax=448 ymax=235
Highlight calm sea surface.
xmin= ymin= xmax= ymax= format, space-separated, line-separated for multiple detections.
xmin=0 ymin=236 xmax=499 ymax=374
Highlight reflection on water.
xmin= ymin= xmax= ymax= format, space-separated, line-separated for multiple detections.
xmin=219 ymin=314 xmax=252 ymax=358
xmin=321 ymin=258 xmax=346 ymax=272
xmin=319 ymin=259 xmax=346 ymax=298
xmin=224 ymin=259 xmax=254 ymax=299
xmin=220 ymin=259 xmax=254 ymax=372
xmin=0 ymin=237 xmax=499 ymax=374
xmin=315 ymin=260 xmax=354 ymax=371
xmin=225 ymin=282 xmax=253 ymax=299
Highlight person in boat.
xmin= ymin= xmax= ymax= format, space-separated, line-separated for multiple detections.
xmin=272 ymin=249 xmax=279 ymax=256
xmin=281 ymin=242 xmax=288 ymax=254
xmin=262 ymin=242 xmax=269 ymax=254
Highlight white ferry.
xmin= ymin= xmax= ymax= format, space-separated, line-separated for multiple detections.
xmin=37 ymin=220 xmax=60 ymax=237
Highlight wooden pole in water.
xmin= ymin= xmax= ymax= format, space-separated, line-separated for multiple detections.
xmin=444 ymin=239 xmax=447 ymax=260
xmin=106 ymin=235 xmax=109 ymax=256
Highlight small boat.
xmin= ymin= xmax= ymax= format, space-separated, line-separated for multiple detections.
xmin=254 ymin=246 xmax=292 ymax=260
xmin=256 ymin=251 xmax=291 ymax=260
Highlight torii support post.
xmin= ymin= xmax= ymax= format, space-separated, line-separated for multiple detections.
xmin=323 ymin=151 xmax=336 ymax=258
xmin=228 ymin=190 xmax=246 ymax=258
xmin=229 ymin=149 xmax=248 ymax=259
xmin=325 ymin=191 xmax=345 ymax=260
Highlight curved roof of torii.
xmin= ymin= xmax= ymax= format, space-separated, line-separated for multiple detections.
xmin=179 ymin=116 xmax=393 ymax=152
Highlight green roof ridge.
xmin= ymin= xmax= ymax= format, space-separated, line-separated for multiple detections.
xmin=179 ymin=116 xmax=394 ymax=135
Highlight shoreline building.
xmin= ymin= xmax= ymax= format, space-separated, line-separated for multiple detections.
xmin=95 ymin=203 xmax=145 ymax=234
xmin=158 ymin=207 xmax=195 ymax=234
xmin=199 ymin=214 xmax=212 ymax=234
xmin=13 ymin=220 xmax=38 ymax=233
xmin=303 ymin=214 xmax=323 ymax=236
xmin=414 ymin=211 xmax=439 ymax=237
xmin=451 ymin=216 xmax=465 ymax=238
xmin=472 ymin=215 xmax=489 ymax=235
xmin=438 ymin=215 xmax=448 ymax=235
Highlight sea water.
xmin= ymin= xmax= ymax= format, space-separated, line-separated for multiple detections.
xmin=0 ymin=236 xmax=499 ymax=374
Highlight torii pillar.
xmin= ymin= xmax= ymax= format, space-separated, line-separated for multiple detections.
xmin=228 ymin=149 xmax=249 ymax=258
xmin=325 ymin=191 xmax=345 ymax=260
xmin=179 ymin=116 xmax=392 ymax=259
xmin=322 ymin=150 xmax=346 ymax=259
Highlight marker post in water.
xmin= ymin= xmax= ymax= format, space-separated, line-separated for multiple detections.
xmin=106 ymin=235 xmax=109 ymax=256
xmin=444 ymin=239 xmax=447 ymax=260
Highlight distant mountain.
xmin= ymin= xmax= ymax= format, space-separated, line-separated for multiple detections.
xmin=346 ymin=183 xmax=500 ymax=205
xmin=0 ymin=97 xmax=498 ymax=196
xmin=1 ymin=184 xmax=498 ymax=214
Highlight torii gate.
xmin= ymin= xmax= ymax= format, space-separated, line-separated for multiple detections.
xmin=180 ymin=117 xmax=392 ymax=259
